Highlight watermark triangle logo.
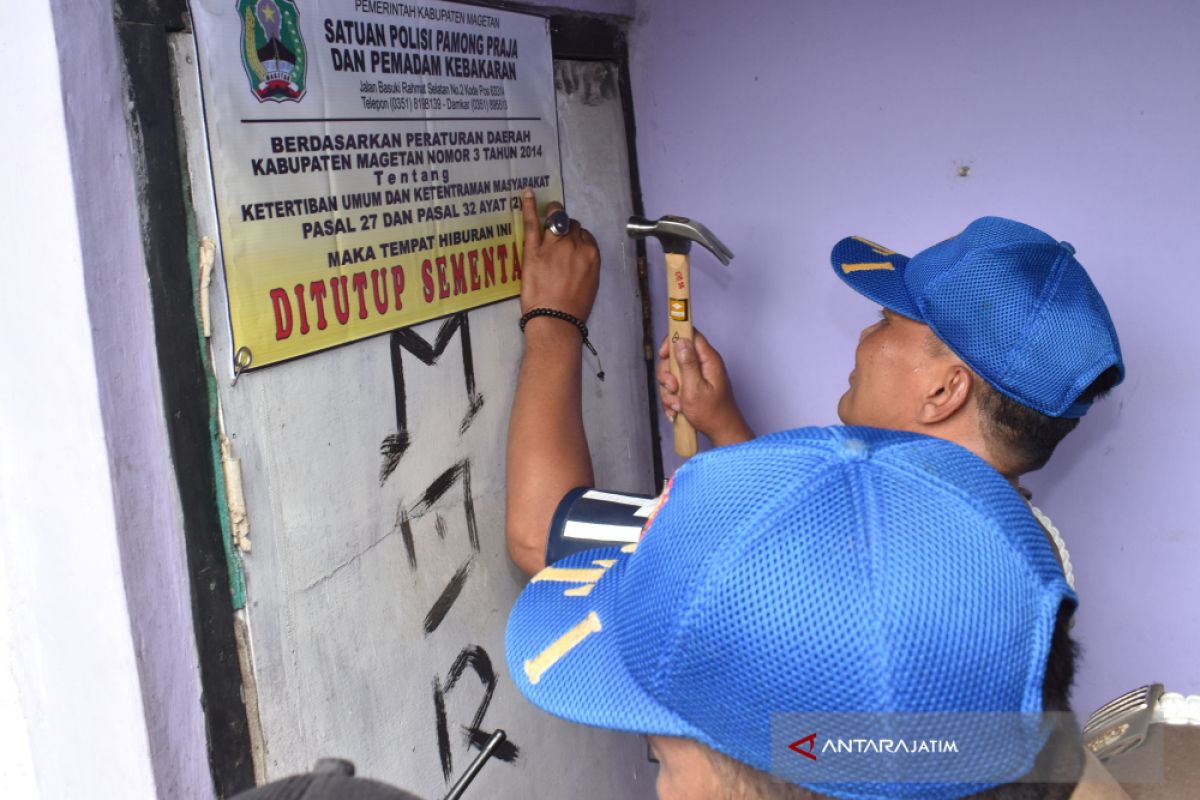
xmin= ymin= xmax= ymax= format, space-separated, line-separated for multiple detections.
xmin=788 ymin=733 xmax=818 ymax=761
xmin=239 ymin=0 xmax=307 ymax=102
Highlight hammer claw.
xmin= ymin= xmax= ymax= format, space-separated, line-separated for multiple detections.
xmin=626 ymin=215 xmax=734 ymax=265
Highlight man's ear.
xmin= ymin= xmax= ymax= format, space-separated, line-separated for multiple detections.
xmin=920 ymin=363 xmax=973 ymax=424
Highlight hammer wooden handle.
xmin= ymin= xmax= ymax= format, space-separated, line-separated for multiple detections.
xmin=665 ymin=251 xmax=698 ymax=457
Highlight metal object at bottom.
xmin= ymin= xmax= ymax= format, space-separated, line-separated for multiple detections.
xmin=1084 ymin=683 xmax=1163 ymax=759
xmin=443 ymin=729 xmax=507 ymax=800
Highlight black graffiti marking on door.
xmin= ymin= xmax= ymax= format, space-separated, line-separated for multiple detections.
xmin=433 ymin=645 xmax=521 ymax=782
xmin=423 ymin=558 xmax=473 ymax=635
xmin=380 ymin=313 xmax=485 ymax=484
xmin=377 ymin=311 xmax=518 ymax=782
xmin=392 ymin=459 xmax=479 ymax=572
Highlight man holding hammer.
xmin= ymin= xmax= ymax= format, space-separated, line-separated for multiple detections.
xmin=506 ymin=191 xmax=1124 ymax=582
xmin=505 ymin=196 xmax=1200 ymax=795
xmin=655 ymin=218 xmax=1123 ymax=589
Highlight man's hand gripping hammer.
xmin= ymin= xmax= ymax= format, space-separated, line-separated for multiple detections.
xmin=627 ymin=215 xmax=734 ymax=457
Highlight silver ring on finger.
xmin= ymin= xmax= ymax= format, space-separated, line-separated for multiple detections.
xmin=543 ymin=209 xmax=570 ymax=236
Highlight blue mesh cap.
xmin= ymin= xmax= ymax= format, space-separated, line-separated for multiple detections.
xmin=831 ymin=218 xmax=1124 ymax=417
xmin=504 ymin=427 xmax=1076 ymax=799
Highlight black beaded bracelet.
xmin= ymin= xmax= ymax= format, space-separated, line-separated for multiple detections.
xmin=519 ymin=307 xmax=605 ymax=381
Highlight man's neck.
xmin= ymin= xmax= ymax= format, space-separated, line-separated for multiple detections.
xmin=916 ymin=423 xmax=1021 ymax=483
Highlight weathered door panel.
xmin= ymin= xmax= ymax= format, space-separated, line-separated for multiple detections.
xmin=175 ymin=21 xmax=656 ymax=796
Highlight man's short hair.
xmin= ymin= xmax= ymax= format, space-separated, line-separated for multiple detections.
xmin=924 ymin=330 xmax=1121 ymax=473
xmin=705 ymin=746 xmax=816 ymax=799
xmin=974 ymin=365 xmax=1122 ymax=474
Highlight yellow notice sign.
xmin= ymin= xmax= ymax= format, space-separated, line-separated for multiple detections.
xmin=190 ymin=0 xmax=563 ymax=369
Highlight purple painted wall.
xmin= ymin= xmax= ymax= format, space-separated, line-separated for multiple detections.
xmin=628 ymin=0 xmax=1200 ymax=716
xmin=1 ymin=3 xmax=211 ymax=796
xmin=49 ymin=1 xmax=214 ymax=795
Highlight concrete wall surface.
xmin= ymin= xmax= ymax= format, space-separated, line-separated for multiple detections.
xmin=628 ymin=0 xmax=1200 ymax=716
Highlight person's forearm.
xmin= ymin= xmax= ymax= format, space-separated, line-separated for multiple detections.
xmin=506 ymin=318 xmax=594 ymax=575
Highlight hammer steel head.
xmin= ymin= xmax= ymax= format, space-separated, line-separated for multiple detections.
xmin=626 ymin=214 xmax=734 ymax=265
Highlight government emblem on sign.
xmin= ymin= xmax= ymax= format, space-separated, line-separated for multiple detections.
xmin=239 ymin=0 xmax=307 ymax=102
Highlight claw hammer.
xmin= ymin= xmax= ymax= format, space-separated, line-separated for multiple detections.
xmin=627 ymin=215 xmax=734 ymax=457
